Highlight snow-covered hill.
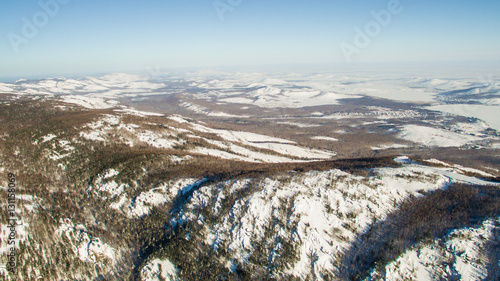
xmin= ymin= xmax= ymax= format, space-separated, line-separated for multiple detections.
xmin=0 ymin=73 xmax=498 ymax=280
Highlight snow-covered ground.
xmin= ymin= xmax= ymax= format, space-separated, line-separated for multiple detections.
xmin=96 ymin=172 xmax=202 ymax=218
xmin=337 ymin=80 xmax=436 ymax=103
xmin=56 ymin=219 xmax=116 ymax=264
xmin=398 ymin=125 xmax=484 ymax=147
xmin=316 ymin=108 xmax=424 ymax=120
xmin=371 ymin=143 xmax=408 ymax=150
xmin=311 ymin=136 xmax=339 ymax=142
xmin=428 ymin=104 xmax=500 ymax=131
xmin=141 ymin=258 xmax=179 ymax=281
xmin=4 ymin=73 xmax=165 ymax=97
xmin=2 ymin=71 xmax=499 ymax=280
xmin=0 ymin=189 xmax=41 ymax=275
xmin=187 ymin=122 xmax=336 ymax=161
xmin=168 ymin=157 xmax=497 ymax=279
xmin=2 ymin=72 xmax=498 ymax=137
xmin=229 ymin=87 xmax=359 ymax=108
xmin=76 ymin=113 xmax=185 ymax=149
xmin=73 ymin=111 xmax=336 ymax=163
xmin=372 ymin=218 xmax=499 ymax=281
xmin=61 ymin=95 xmax=120 ymax=109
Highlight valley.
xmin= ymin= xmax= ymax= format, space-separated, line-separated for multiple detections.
xmin=0 ymin=71 xmax=498 ymax=280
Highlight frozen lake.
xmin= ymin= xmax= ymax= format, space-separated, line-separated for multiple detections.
xmin=427 ymin=104 xmax=500 ymax=131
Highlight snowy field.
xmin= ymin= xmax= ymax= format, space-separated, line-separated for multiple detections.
xmin=428 ymin=104 xmax=500 ymax=131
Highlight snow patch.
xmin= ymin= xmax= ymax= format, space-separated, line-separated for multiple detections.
xmin=60 ymin=95 xmax=120 ymax=109
xmin=379 ymin=218 xmax=498 ymax=281
xmin=398 ymin=125 xmax=482 ymax=147
xmin=371 ymin=143 xmax=408 ymax=150
xmin=41 ymin=134 xmax=57 ymax=143
xmin=141 ymin=258 xmax=179 ymax=281
xmin=311 ymin=136 xmax=339 ymax=142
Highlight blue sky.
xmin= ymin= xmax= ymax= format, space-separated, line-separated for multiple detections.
xmin=1 ymin=0 xmax=500 ymax=78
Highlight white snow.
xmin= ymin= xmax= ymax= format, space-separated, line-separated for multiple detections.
xmin=343 ymin=81 xmax=436 ymax=103
xmin=170 ymin=155 xmax=192 ymax=164
xmin=41 ymin=134 xmax=57 ymax=143
xmin=80 ymin=131 xmax=106 ymax=142
xmin=96 ymin=181 xmax=127 ymax=198
xmin=450 ymin=121 xmax=491 ymax=136
xmin=1 ymin=73 xmax=165 ymax=100
xmin=181 ymin=164 xmax=457 ymax=279
xmin=48 ymin=150 xmax=72 ymax=161
xmin=76 ymin=111 xmax=334 ymax=162
xmin=0 ymin=83 xmax=14 ymax=92
xmin=189 ymin=123 xmax=335 ymax=161
xmin=110 ymin=178 xmax=201 ymax=218
xmin=276 ymin=121 xmax=321 ymax=128
xmin=371 ymin=143 xmax=408 ymax=150
xmin=114 ymin=107 xmax=164 ymax=117
xmin=444 ymin=220 xmax=496 ymax=280
xmin=452 ymin=164 xmax=495 ymax=178
xmin=311 ymin=136 xmax=339 ymax=142
xmin=60 ymin=95 xmax=120 ymax=109
xmin=0 ymin=214 xmax=29 ymax=255
xmin=380 ymin=218 xmax=498 ymax=281
xmin=392 ymin=156 xmax=498 ymax=186
xmin=219 ymin=87 xmax=359 ymax=108
xmin=398 ymin=125 xmax=482 ymax=147
xmin=394 ymin=155 xmax=411 ymax=164
xmin=181 ymin=102 xmax=247 ymax=118
xmin=424 ymin=158 xmax=451 ymax=167
xmin=103 ymin=169 xmax=119 ymax=179
xmin=428 ymin=104 xmax=500 ymax=131
xmin=137 ymin=131 xmax=182 ymax=149
xmin=167 ymin=154 xmax=500 ymax=280
xmin=141 ymin=258 xmax=178 ymax=281
xmin=167 ymin=115 xmax=190 ymax=124
xmin=85 ymin=114 xmax=121 ymax=129
xmin=56 ymin=219 xmax=116 ymax=264
xmin=110 ymin=195 xmax=128 ymax=211
xmin=438 ymin=170 xmax=498 ymax=186
xmin=317 ymin=108 xmax=423 ymax=120
xmin=78 ymin=113 xmax=184 ymax=149
xmin=191 ymin=147 xmax=268 ymax=163
xmin=128 ymin=188 xmax=169 ymax=217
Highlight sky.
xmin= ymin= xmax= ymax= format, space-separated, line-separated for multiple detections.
xmin=1 ymin=0 xmax=500 ymax=78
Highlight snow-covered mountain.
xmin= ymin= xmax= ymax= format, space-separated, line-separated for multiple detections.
xmin=0 ymin=72 xmax=499 ymax=280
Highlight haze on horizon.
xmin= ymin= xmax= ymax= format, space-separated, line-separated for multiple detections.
xmin=1 ymin=0 xmax=500 ymax=79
